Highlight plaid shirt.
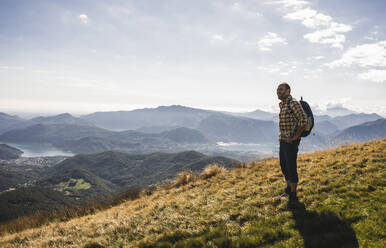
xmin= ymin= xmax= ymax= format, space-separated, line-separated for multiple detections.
xmin=279 ymin=95 xmax=308 ymax=140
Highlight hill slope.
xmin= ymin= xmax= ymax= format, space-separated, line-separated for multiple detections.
xmin=0 ymin=144 xmax=23 ymax=160
xmin=0 ymin=139 xmax=385 ymax=247
xmin=51 ymin=150 xmax=239 ymax=188
xmin=332 ymin=118 xmax=386 ymax=143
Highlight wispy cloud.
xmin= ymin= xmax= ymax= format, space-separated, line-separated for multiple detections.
xmin=79 ymin=14 xmax=89 ymax=24
xmin=257 ymin=65 xmax=280 ymax=73
xmin=0 ymin=66 xmax=24 ymax=70
xmin=219 ymin=2 xmax=264 ymax=19
xmin=257 ymin=32 xmax=287 ymax=51
xmin=358 ymin=69 xmax=386 ymax=83
xmin=313 ymin=56 xmax=325 ymax=60
xmin=32 ymin=69 xmax=56 ymax=74
xmin=210 ymin=34 xmax=224 ymax=43
xmin=303 ymin=22 xmax=351 ymax=49
xmin=267 ymin=0 xmax=310 ymax=9
xmin=325 ymin=41 xmax=386 ymax=68
xmin=271 ymin=0 xmax=352 ymax=49
xmin=325 ymin=41 xmax=386 ymax=82
xmin=284 ymin=8 xmax=332 ymax=29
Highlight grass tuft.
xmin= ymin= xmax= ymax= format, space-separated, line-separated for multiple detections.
xmin=200 ymin=164 xmax=228 ymax=180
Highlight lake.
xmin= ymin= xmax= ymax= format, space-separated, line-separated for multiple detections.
xmin=216 ymin=141 xmax=278 ymax=153
xmin=5 ymin=143 xmax=74 ymax=157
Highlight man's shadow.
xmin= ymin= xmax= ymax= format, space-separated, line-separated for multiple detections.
xmin=287 ymin=201 xmax=359 ymax=248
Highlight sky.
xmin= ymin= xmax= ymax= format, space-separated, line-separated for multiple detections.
xmin=1 ymin=0 xmax=385 ymax=117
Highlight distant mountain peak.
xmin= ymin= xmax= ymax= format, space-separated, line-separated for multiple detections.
xmin=250 ymin=109 xmax=274 ymax=114
xmin=155 ymin=105 xmax=204 ymax=112
xmin=29 ymin=112 xmax=95 ymax=127
xmin=0 ymin=112 xmax=23 ymax=119
xmin=56 ymin=113 xmax=73 ymax=118
xmin=32 ymin=113 xmax=74 ymax=120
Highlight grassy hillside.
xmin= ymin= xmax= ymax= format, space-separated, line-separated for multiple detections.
xmin=52 ymin=150 xmax=239 ymax=188
xmin=38 ymin=168 xmax=119 ymax=199
xmin=0 ymin=186 xmax=76 ymax=223
xmin=0 ymin=139 xmax=385 ymax=248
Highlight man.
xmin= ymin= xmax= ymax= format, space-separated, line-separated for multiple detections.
xmin=276 ymin=82 xmax=308 ymax=203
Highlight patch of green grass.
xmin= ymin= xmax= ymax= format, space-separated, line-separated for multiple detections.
xmin=58 ymin=178 xmax=91 ymax=190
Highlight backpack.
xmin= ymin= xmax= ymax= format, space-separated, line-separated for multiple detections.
xmin=288 ymin=96 xmax=315 ymax=137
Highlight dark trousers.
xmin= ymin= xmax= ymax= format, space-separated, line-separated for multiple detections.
xmin=279 ymin=139 xmax=300 ymax=183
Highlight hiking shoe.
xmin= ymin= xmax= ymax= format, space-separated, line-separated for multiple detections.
xmin=285 ymin=186 xmax=291 ymax=195
xmin=289 ymin=192 xmax=298 ymax=203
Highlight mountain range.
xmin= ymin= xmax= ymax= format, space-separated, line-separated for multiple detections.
xmin=0 ymin=105 xmax=384 ymax=159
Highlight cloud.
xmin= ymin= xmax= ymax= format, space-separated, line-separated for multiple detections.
xmin=214 ymin=1 xmax=264 ymax=19
xmin=316 ymin=98 xmax=352 ymax=111
xmin=79 ymin=14 xmax=89 ymax=24
xmin=32 ymin=69 xmax=56 ymax=74
xmin=257 ymin=65 xmax=280 ymax=73
xmin=314 ymin=56 xmax=325 ymax=60
xmin=303 ymin=22 xmax=351 ymax=49
xmin=0 ymin=66 xmax=24 ymax=70
xmin=325 ymin=41 xmax=386 ymax=83
xmin=280 ymin=71 xmax=292 ymax=75
xmin=257 ymin=32 xmax=287 ymax=51
xmin=358 ymin=69 xmax=386 ymax=83
xmin=285 ymin=8 xmax=332 ymax=28
xmin=232 ymin=3 xmax=241 ymax=11
xmin=267 ymin=0 xmax=310 ymax=9
xmin=272 ymin=1 xmax=351 ymax=49
xmin=211 ymin=34 xmax=224 ymax=42
xmin=325 ymin=41 xmax=386 ymax=68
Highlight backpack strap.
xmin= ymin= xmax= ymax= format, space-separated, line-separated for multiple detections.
xmin=287 ymin=97 xmax=298 ymax=121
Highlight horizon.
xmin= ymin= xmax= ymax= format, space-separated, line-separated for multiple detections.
xmin=2 ymin=103 xmax=385 ymax=120
xmin=1 ymin=0 xmax=385 ymax=117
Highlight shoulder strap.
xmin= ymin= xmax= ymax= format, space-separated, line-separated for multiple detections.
xmin=287 ymin=98 xmax=298 ymax=121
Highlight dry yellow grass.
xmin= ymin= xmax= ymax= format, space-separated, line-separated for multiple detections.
xmin=0 ymin=139 xmax=384 ymax=247
xmin=200 ymin=164 xmax=228 ymax=179
xmin=172 ymin=170 xmax=198 ymax=188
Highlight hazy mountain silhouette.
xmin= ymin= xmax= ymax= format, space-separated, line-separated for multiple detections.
xmin=80 ymin=105 xmax=216 ymax=130
xmin=30 ymin=113 xmax=95 ymax=127
xmin=197 ymin=114 xmax=277 ymax=142
xmin=314 ymin=120 xmax=340 ymax=135
xmin=0 ymin=144 xmax=23 ymax=159
xmin=219 ymin=109 xmax=276 ymax=121
xmin=0 ymin=123 xmax=114 ymax=144
xmin=332 ymin=118 xmax=386 ymax=144
xmin=136 ymin=125 xmax=183 ymax=133
xmin=329 ymin=113 xmax=383 ymax=130
xmin=0 ymin=112 xmax=32 ymax=134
